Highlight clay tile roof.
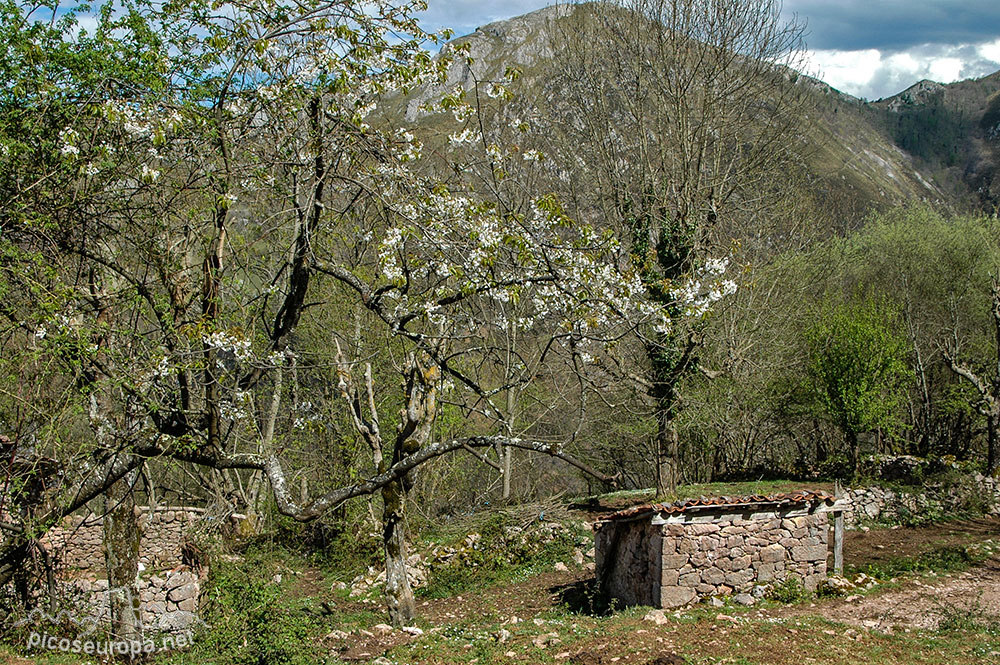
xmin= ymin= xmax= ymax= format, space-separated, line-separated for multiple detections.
xmin=600 ymin=490 xmax=835 ymax=523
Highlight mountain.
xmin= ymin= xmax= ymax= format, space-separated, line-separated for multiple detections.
xmin=408 ymin=4 xmax=1000 ymax=220
xmin=873 ymin=72 xmax=1000 ymax=211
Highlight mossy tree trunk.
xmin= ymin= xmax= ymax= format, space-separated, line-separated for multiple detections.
xmin=104 ymin=469 xmax=143 ymax=646
xmin=381 ymin=477 xmax=415 ymax=626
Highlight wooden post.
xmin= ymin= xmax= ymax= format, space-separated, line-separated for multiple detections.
xmin=833 ymin=479 xmax=844 ymax=576
xmin=833 ymin=510 xmax=844 ymax=576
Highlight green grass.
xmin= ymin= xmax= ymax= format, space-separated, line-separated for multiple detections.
xmin=416 ymin=511 xmax=587 ymax=599
xmin=156 ymin=546 xmax=342 ymax=665
xmin=577 ymin=479 xmax=838 ymax=509
xmin=848 ymin=540 xmax=998 ymax=581
xmin=368 ymin=602 xmax=1000 ymax=665
xmin=666 ymin=479 xmax=836 ymax=503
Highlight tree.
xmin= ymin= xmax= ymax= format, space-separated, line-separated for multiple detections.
xmin=944 ymin=274 xmax=1000 ymax=475
xmin=533 ymin=0 xmax=809 ymax=493
xmin=0 ymin=0 xmax=667 ymax=627
xmin=805 ymin=296 xmax=912 ymax=474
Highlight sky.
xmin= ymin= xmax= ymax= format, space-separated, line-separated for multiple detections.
xmin=414 ymin=0 xmax=1000 ymax=101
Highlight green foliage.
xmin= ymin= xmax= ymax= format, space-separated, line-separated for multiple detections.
xmin=266 ymin=510 xmax=382 ymax=580
xmin=815 ymin=454 xmax=853 ymax=480
xmin=766 ymin=577 xmax=809 ymax=603
xmin=848 ymin=541 xmax=997 ymax=580
xmin=419 ymin=511 xmax=582 ymax=599
xmin=879 ymin=91 xmax=969 ymax=167
xmin=171 ymin=549 xmax=327 ymax=665
xmin=937 ymin=597 xmax=1000 ymax=634
xmin=805 ymin=295 xmax=912 ymax=451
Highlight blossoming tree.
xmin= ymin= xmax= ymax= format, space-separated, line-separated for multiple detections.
xmin=0 ymin=0 xmax=734 ymax=629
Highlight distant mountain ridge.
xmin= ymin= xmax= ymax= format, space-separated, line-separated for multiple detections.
xmin=415 ymin=4 xmax=1000 ymax=217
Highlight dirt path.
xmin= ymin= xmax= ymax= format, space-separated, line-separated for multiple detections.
xmin=333 ymin=519 xmax=1000 ymax=661
xmin=770 ymin=554 xmax=1000 ymax=632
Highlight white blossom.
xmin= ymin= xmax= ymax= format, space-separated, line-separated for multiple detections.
xmin=59 ymin=127 xmax=80 ymax=158
xmin=141 ymin=164 xmax=161 ymax=182
xmin=448 ymin=127 xmax=479 ymax=146
xmin=671 ymin=257 xmax=738 ymax=318
xmin=204 ymin=331 xmax=254 ymax=362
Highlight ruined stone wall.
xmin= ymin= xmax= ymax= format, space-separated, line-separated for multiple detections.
xmin=839 ymin=456 xmax=1000 ymax=527
xmin=65 ymin=568 xmax=202 ymax=634
xmin=595 ymin=519 xmax=662 ymax=608
xmin=40 ymin=506 xmax=205 ymax=572
xmin=22 ymin=506 xmax=209 ymax=634
xmin=842 ymin=473 xmax=1000 ymax=527
xmin=657 ymin=510 xmax=828 ymax=607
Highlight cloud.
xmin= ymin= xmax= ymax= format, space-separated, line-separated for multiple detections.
xmin=784 ymin=0 xmax=1000 ymax=52
xmin=980 ymin=39 xmax=1000 ymax=62
xmin=415 ymin=1 xmax=1000 ymax=101
xmin=416 ymin=0 xmax=551 ymax=37
xmin=806 ymin=41 xmax=1000 ymax=100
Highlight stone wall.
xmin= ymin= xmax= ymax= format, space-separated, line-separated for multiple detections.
xmin=597 ymin=505 xmax=829 ymax=609
xmin=841 ymin=486 xmax=932 ymax=526
xmin=658 ymin=510 xmax=828 ymax=607
xmin=841 ymin=470 xmax=1000 ymax=527
xmin=40 ymin=506 xmax=205 ymax=572
xmin=13 ymin=506 xmax=210 ymax=634
xmin=595 ymin=519 xmax=662 ymax=608
xmin=64 ymin=567 xmax=203 ymax=634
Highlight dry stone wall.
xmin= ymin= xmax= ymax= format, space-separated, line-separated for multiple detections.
xmin=595 ymin=520 xmax=662 ymax=608
xmin=658 ymin=510 xmax=828 ymax=607
xmin=30 ymin=506 xmax=208 ymax=634
xmin=41 ymin=506 xmax=204 ymax=572
xmin=597 ymin=506 xmax=829 ymax=609
xmin=842 ymin=472 xmax=1000 ymax=527
xmin=64 ymin=568 xmax=202 ymax=634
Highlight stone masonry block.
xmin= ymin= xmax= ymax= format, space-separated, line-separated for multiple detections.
xmin=660 ymin=586 xmax=696 ymax=608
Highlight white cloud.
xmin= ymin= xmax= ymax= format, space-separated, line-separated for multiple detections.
xmin=806 ymin=41 xmax=1000 ymax=100
xmin=68 ymin=15 xmax=100 ymax=41
xmin=979 ymin=39 xmax=1000 ymax=62
xmin=928 ymin=56 xmax=964 ymax=82
xmin=411 ymin=1 xmax=1000 ymax=102
xmin=804 ymin=49 xmax=881 ymax=93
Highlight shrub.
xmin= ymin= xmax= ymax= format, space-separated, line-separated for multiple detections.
xmin=767 ymin=577 xmax=809 ymax=603
xmin=419 ymin=512 xmax=582 ymax=598
xmin=175 ymin=551 xmax=326 ymax=665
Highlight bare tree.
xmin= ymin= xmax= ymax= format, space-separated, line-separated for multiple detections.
xmin=944 ymin=273 xmax=1000 ymax=475
xmin=536 ymin=0 xmax=809 ymax=493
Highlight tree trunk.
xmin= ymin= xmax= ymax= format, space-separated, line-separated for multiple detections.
xmin=501 ymin=446 xmax=512 ymax=501
xmin=656 ymin=408 xmax=680 ymax=496
xmin=846 ymin=430 xmax=860 ymax=478
xmin=104 ymin=469 xmax=143 ymax=647
xmin=501 ymin=327 xmax=517 ymax=502
xmin=988 ymin=412 xmax=998 ymax=476
xmin=381 ymin=478 xmax=415 ymax=626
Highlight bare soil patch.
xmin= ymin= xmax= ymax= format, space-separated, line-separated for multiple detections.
xmin=772 ymin=554 xmax=1000 ymax=632
xmin=843 ymin=517 xmax=1000 ymax=569
xmin=329 ymin=517 xmax=1000 ymax=663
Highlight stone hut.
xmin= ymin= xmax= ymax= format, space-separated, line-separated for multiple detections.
xmin=595 ymin=490 xmax=837 ymax=608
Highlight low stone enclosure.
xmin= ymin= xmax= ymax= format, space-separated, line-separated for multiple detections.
xmin=595 ymin=491 xmax=841 ymax=608
xmin=3 ymin=506 xmax=215 ymax=634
